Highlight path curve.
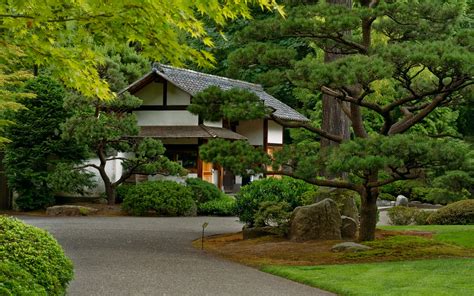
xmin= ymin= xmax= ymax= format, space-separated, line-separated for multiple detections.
xmin=21 ymin=216 xmax=334 ymax=296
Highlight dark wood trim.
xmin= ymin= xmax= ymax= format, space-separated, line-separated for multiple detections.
xmin=263 ymin=119 xmax=268 ymax=153
xmin=135 ymin=105 xmax=188 ymax=111
xmin=163 ymin=80 xmax=168 ymax=106
xmin=267 ymin=143 xmax=284 ymax=146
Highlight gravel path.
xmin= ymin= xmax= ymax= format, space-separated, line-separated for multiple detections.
xmin=20 ymin=216 xmax=334 ymax=296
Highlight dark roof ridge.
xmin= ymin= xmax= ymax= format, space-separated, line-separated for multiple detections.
xmin=154 ymin=64 xmax=264 ymax=92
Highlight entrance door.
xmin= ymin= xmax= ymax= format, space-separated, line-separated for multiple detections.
xmin=202 ymin=161 xmax=213 ymax=183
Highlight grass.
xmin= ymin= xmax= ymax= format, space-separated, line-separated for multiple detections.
xmin=380 ymin=225 xmax=474 ymax=249
xmin=259 ymin=226 xmax=474 ymax=295
xmin=263 ymin=258 xmax=474 ymax=296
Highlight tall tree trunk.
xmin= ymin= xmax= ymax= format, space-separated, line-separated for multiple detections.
xmin=359 ymin=173 xmax=379 ymax=241
xmin=321 ymin=0 xmax=352 ymax=149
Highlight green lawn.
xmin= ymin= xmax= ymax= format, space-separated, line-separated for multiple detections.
xmin=380 ymin=225 xmax=474 ymax=249
xmin=263 ymin=258 xmax=474 ymax=296
xmin=263 ymin=226 xmax=474 ymax=295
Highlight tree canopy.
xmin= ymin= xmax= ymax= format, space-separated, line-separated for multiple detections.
xmin=191 ymin=0 xmax=474 ymax=241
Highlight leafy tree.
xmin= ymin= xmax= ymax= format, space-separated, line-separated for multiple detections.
xmin=191 ymin=0 xmax=474 ymax=241
xmin=3 ymin=76 xmax=91 ymax=210
xmin=61 ymin=46 xmax=185 ymax=205
xmin=0 ymin=0 xmax=283 ymax=100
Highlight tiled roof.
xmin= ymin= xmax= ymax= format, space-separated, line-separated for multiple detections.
xmin=137 ymin=125 xmax=247 ymax=140
xmin=122 ymin=64 xmax=309 ymax=122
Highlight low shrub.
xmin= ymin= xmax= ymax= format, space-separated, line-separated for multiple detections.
xmin=0 ymin=216 xmax=74 ymax=295
xmin=235 ymin=177 xmax=316 ymax=226
xmin=388 ymin=206 xmax=418 ymax=225
xmin=302 ymin=188 xmax=361 ymax=213
xmin=0 ymin=261 xmax=47 ymax=296
xmin=427 ymin=200 xmax=474 ymax=225
xmin=116 ymin=183 xmax=134 ymax=203
xmin=413 ymin=210 xmax=431 ymax=225
xmin=254 ymin=201 xmax=291 ymax=235
xmin=186 ymin=178 xmax=223 ymax=204
xmin=198 ymin=196 xmax=236 ymax=216
xmin=121 ymin=180 xmax=196 ymax=216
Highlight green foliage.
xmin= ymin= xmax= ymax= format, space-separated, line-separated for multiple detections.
xmin=0 ymin=0 xmax=282 ymax=99
xmin=0 ymin=261 xmax=47 ymax=296
xmin=235 ymin=177 xmax=316 ymax=226
xmin=387 ymin=207 xmax=418 ymax=225
xmin=254 ymin=201 xmax=292 ymax=235
xmin=186 ymin=178 xmax=223 ymax=204
xmin=188 ymin=86 xmax=270 ymax=122
xmin=413 ymin=210 xmax=432 ymax=226
xmin=198 ymin=196 xmax=236 ymax=216
xmin=200 ymin=139 xmax=271 ymax=177
xmin=427 ymin=200 xmax=474 ymax=225
xmin=0 ymin=216 xmax=74 ymax=295
xmin=121 ymin=181 xmax=196 ymax=216
xmin=3 ymin=76 xmax=91 ymax=210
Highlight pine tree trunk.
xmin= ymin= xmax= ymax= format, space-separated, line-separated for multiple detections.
xmin=105 ymin=183 xmax=116 ymax=205
xmin=321 ymin=0 xmax=352 ymax=149
xmin=358 ymin=185 xmax=379 ymax=241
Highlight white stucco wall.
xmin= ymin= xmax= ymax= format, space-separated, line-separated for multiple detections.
xmin=236 ymin=119 xmax=264 ymax=146
xmin=167 ymin=83 xmax=191 ymax=105
xmin=135 ymin=82 xmax=163 ymax=105
xmin=268 ymin=120 xmax=283 ymax=144
xmin=203 ymin=120 xmax=223 ymax=128
xmin=134 ymin=110 xmax=199 ymax=126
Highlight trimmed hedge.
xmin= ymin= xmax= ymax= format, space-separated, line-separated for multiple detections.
xmin=121 ymin=180 xmax=196 ymax=216
xmin=186 ymin=178 xmax=223 ymax=204
xmin=427 ymin=200 xmax=474 ymax=225
xmin=0 ymin=216 xmax=73 ymax=295
xmin=387 ymin=206 xmax=432 ymax=225
xmin=198 ymin=196 xmax=236 ymax=216
xmin=0 ymin=261 xmax=47 ymax=296
xmin=235 ymin=177 xmax=316 ymax=226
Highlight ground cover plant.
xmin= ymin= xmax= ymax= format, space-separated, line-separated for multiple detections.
xmin=0 ymin=216 xmax=73 ymax=295
xmin=262 ymin=258 xmax=474 ymax=296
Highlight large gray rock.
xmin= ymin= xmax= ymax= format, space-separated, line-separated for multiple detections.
xmin=396 ymin=195 xmax=409 ymax=206
xmin=312 ymin=188 xmax=359 ymax=224
xmin=341 ymin=216 xmax=358 ymax=239
xmin=46 ymin=205 xmax=98 ymax=216
xmin=289 ymin=198 xmax=342 ymax=241
xmin=331 ymin=242 xmax=372 ymax=252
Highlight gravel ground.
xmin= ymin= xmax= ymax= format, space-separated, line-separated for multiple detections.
xmin=20 ymin=216 xmax=334 ymax=296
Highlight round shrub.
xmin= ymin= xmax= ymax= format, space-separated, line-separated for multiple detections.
xmin=198 ymin=196 xmax=236 ymax=216
xmin=186 ymin=178 xmax=223 ymax=204
xmin=121 ymin=180 xmax=196 ymax=216
xmin=0 ymin=216 xmax=73 ymax=295
xmin=427 ymin=199 xmax=474 ymax=225
xmin=235 ymin=177 xmax=316 ymax=226
xmin=387 ymin=206 xmax=418 ymax=225
xmin=0 ymin=261 xmax=47 ymax=296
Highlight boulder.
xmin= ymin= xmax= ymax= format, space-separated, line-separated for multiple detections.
xmin=341 ymin=216 xmax=358 ymax=239
xmin=331 ymin=242 xmax=372 ymax=252
xmin=311 ymin=188 xmax=359 ymax=224
xmin=396 ymin=195 xmax=409 ymax=206
xmin=289 ymin=198 xmax=341 ymax=241
xmin=46 ymin=205 xmax=98 ymax=216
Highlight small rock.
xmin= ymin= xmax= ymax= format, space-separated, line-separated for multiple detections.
xmin=331 ymin=242 xmax=372 ymax=252
xmin=341 ymin=216 xmax=358 ymax=239
xmin=46 ymin=205 xmax=98 ymax=216
xmin=289 ymin=198 xmax=341 ymax=241
xmin=396 ymin=195 xmax=409 ymax=206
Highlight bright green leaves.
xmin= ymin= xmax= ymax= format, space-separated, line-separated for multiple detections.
xmin=188 ymin=86 xmax=271 ymax=122
xmin=199 ymin=139 xmax=271 ymax=176
xmin=0 ymin=0 xmax=283 ymax=100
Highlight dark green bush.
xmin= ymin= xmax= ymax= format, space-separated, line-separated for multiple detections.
xmin=121 ymin=181 xmax=196 ymax=216
xmin=254 ymin=201 xmax=291 ymax=235
xmin=0 ymin=261 xmax=47 ymax=296
xmin=198 ymin=196 xmax=236 ymax=216
xmin=413 ymin=210 xmax=431 ymax=225
xmin=0 ymin=216 xmax=73 ymax=295
xmin=235 ymin=177 xmax=316 ymax=226
xmin=427 ymin=200 xmax=474 ymax=225
xmin=186 ymin=178 xmax=223 ymax=204
xmin=116 ymin=183 xmax=134 ymax=203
